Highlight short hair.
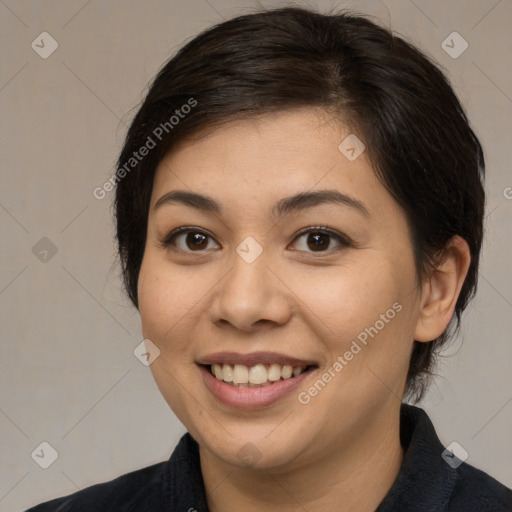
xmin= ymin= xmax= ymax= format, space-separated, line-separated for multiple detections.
xmin=114 ymin=6 xmax=485 ymax=403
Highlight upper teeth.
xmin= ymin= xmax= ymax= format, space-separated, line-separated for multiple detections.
xmin=211 ymin=363 xmax=307 ymax=387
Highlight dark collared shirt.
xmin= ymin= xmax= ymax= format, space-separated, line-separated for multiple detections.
xmin=26 ymin=404 xmax=512 ymax=511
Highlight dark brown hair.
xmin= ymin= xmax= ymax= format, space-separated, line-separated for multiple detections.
xmin=114 ymin=6 xmax=485 ymax=402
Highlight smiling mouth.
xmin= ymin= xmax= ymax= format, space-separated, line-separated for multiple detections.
xmin=204 ymin=363 xmax=318 ymax=388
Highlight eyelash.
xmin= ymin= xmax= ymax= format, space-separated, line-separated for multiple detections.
xmin=160 ymin=225 xmax=351 ymax=254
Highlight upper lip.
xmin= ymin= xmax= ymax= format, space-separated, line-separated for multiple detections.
xmin=196 ymin=351 xmax=318 ymax=367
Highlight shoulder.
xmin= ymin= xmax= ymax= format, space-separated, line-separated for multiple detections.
xmin=378 ymin=405 xmax=512 ymax=512
xmin=24 ymin=459 xmax=167 ymax=511
xmin=448 ymin=461 xmax=512 ymax=512
xmin=24 ymin=433 xmax=205 ymax=512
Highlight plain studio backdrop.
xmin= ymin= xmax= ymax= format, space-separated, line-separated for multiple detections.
xmin=1 ymin=1 xmax=511 ymax=510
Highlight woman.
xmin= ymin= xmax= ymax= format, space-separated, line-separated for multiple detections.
xmin=27 ymin=6 xmax=512 ymax=511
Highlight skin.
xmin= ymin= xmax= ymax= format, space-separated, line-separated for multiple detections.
xmin=137 ymin=108 xmax=470 ymax=512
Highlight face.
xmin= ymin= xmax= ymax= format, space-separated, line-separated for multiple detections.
xmin=138 ymin=108 xmax=423 ymax=472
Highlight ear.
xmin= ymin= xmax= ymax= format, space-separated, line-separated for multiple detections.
xmin=414 ymin=236 xmax=471 ymax=342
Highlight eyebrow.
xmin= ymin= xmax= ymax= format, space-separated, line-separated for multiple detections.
xmin=154 ymin=189 xmax=370 ymax=218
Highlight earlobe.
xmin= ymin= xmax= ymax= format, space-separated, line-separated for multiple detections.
xmin=414 ymin=236 xmax=471 ymax=342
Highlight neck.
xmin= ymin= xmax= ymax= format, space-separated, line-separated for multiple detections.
xmin=200 ymin=406 xmax=404 ymax=512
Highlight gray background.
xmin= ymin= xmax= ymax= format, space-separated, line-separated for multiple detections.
xmin=1 ymin=0 xmax=511 ymax=510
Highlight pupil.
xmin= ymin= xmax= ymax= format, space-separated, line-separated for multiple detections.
xmin=308 ymin=233 xmax=328 ymax=251
xmin=187 ymin=232 xmax=207 ymax=250
xmin=184 ymin=232 xmax=330 ymax=251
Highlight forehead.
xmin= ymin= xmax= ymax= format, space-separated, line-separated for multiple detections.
xmin=150 ymin=108 xmax=393 ymax=220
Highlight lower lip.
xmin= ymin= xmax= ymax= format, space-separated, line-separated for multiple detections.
xmin=199 ymin=365 xmax=316 ymax=409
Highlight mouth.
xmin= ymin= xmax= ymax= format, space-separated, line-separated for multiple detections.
xmin=204 ymin=362 xmax=317 ymax=388
xmin=196 ymin=352 xmax=319 ymax=409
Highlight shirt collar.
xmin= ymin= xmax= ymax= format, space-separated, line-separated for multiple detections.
xmin=376 ymin=403 xmax=458 ymax=511
xmin=163 ymin=432 xmax=209 ymax=512
xmin=164 ymin=404 xmax=458 ymax=512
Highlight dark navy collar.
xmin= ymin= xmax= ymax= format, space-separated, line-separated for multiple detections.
xmin=164 ymin=404 xmax=512 ymax=512
xmin=26 ymin=403 xmax=512 ymax=511
xmin=164 ymin=429 xmax=209 ymax=511
xmin=376 ymin=404 xmax=458 ymax=511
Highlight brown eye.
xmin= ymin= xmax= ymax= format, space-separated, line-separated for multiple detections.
xmin=184 ymin=232 xmax=209 ymax=250
xmin=290 ymin=227 xmax=349 ymax=253
xmin=162 ymin=227 xmax=220 ymax=252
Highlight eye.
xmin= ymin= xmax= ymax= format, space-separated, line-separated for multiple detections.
xmin=161 ymin=225 xmax=350 ymax=254
xmin=289 ymin=226 xmax=350 ymax=253
xmin=161 ymin=226 xmax=220 ymax=252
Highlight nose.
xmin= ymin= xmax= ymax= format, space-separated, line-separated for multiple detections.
xmin=208 ymin=250 xmax=293 ymax=333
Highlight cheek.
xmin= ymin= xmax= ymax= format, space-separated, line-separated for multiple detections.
xmin=137 ymin=255 xmax=205 ymax=417
xmin=138 ymin=254 xmax=200 ymax=356
xmin=289 ymin=257 xmax=401 ymax=339
xmin=288 ymin=253 xmax=417 ymax=398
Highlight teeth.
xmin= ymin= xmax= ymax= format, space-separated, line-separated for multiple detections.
xmin=249 ymin=364 xmax=268 ymax=384
xmin=233 ymin=364 xmax=249 ymax=384
xmin=293 ymin=366 xmax=303 ymax=377
xmin=281 ymin=365 xmax=293 ymax=379
xmin=268 ymin=363 xmax=282 ymax=381
xmin=210 ymin=363 xmax=308 ymax=386
xmin=222 ymin=364 xmax=233 ymax=382
xmin=212 ymin=363 xmax=223 ymax=379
